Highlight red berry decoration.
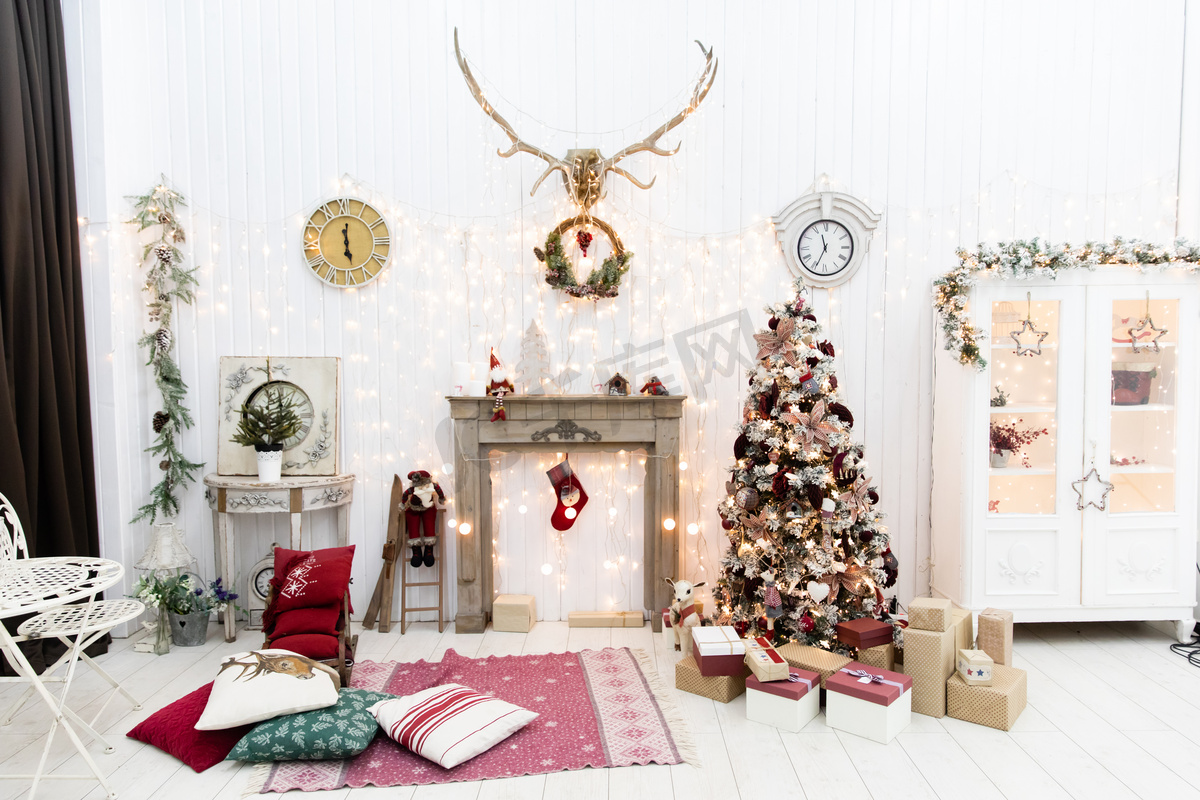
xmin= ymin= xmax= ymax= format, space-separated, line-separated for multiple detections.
xmin=576 ymin=230 xmax=593 ymax=256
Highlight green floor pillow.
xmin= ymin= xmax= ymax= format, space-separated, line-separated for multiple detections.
xmin=227 ymin=687 xmax=392 ymax=762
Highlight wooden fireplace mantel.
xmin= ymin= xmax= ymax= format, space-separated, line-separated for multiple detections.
xmin=447 ymin=395 xmax=685 ymax=633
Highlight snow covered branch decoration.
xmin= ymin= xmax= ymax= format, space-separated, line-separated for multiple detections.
xmin=129 ymin=178 xmax=204 ymax=523
xmin=935 ymin=237 xmax=1200 ymax=370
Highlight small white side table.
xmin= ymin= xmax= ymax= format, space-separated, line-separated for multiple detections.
xmin=203 ymin=473 xmax=355 ymax=642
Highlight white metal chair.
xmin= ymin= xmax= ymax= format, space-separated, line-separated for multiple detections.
xmin=0 ymin=492 xmax=144 ymax=752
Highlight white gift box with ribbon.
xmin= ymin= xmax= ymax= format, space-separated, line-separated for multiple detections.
xmin=746 ymin=668 xmax=819 ymax=732
xmin=825 ymin=662 xmax=913 ymax=744
xmin=690 ymin=625 xmax=747 ymax=677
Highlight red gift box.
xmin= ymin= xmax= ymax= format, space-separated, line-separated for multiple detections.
xmin=835 ymin=618 xmax=894 ymax=649
xmin=746 ymin=667 xmax=818 ymax=701
xmin=825 ymin=661 xmax=912 ymax=707
xmin=691 ymin=627 xmax=747 ymax=677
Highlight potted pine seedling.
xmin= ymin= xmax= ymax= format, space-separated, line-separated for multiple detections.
xmin=232 ymin=387 xmax=302 ymax=483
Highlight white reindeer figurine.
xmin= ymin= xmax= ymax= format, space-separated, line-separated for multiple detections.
xmin=664 ymin=577 xmax=706 ymax=651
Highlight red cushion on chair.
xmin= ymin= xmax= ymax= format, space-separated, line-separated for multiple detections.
xmin=271 ymin=545 xmax=355 ymax=613
xmin=267 ymin=603 xmax=343 ymax=639
xmin=127 ymin=682 xmax=252 ymax=772
xmin=267 ymin=633 xmax=342 ymax=660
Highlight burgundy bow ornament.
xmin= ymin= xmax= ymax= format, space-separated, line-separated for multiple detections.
xmin=816 ymin=562 xmax=876 ymax=600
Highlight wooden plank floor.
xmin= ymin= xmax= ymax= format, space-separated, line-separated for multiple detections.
xmin=2 ymin=620 xmax=1198 ymax=799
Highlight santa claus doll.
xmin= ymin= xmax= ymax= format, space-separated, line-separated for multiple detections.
xmin=402 ymin=470 xmax=446 ymax=567
xmin=487 ymin=348 xmax=514 ymax=422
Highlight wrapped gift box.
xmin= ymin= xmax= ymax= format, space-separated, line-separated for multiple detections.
xmin=825 ymin=661 xmax=913 ymax=744
xmin=492 ymin=594 xmax=536 ymax=633
xmin=777 ymin=643 xmax=853 ymax=688
xmin=956 ymin=649 xmax=994 ymax=686
xmin=746 ymin=668 xmax=819 ymax=732
xmin=858 ymin=643 xmax=895 ymax=671
xmin=950 ymin=607 xmax=973 ymax=654
xmin=675 ymin=655 xmax=748 ymax=703
xmin=903 ymin=626 xmax=956 ymax=717
xmin=691 ymin=626 xmax=747 ymax=676
xmin=947 ymin=664 xmax=1026 ymax=730
xmin=568 ymin=611 xmax=643 ymax=628
xmin=835 ymin=618 xmax=894 ymax=649
xmin=908 ymin=597 xmax=953 ymax=632
xmin=744 ymin=636 xmax=790 ymax=682
xmin=978 ymin=608 xmax=1014 ymax=666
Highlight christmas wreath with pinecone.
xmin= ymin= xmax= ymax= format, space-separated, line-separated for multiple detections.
xmin=534 ymin=215 xmax=632 ymax=300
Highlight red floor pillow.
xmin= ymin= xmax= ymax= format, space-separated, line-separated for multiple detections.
xmin=127 ymin=682 xmax=252 ymax=771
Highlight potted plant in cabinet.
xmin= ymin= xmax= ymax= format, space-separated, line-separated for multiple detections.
xmin=232 ymin=387 xmax=303 ymax=483
xmin=988 ymin=419 xmax=1048 ymax=468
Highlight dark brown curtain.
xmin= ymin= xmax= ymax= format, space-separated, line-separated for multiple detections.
xmin=0 ymin=0 xmax=106 ymax=676
xmin=0 ymin=0 xmax=98 ymax=561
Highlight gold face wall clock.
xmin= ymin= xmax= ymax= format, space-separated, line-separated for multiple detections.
xmin=303 ymin=197 xmax=391 ymax=287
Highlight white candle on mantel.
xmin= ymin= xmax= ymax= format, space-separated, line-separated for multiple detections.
xmin=452 ymin=362 xmax=472 ymax=393
xmin=465 ymin=380 xmax=487 ymax=396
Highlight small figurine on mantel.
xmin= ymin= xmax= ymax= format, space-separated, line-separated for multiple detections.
xmin=403 ymin=470 xmax=446 ymax=568
xmin=604 ymin=373 xmax=631 ymax=396
xmin=487 ymin=349 xmax=514 ymax=422
xmin=639 ymin=376 xmax=669 ymax=396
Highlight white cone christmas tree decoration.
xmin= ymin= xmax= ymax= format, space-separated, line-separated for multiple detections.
xmin=714 ymin=278 xmax=899 ymax=649
xmin=516 ymin=320 xmax=554 ymax=395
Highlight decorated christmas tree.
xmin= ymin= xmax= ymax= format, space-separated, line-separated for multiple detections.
xmin=713 ymin=278 xmax=898 ymax=650
xmin=516 ymin=320 xmax=554 ymax=395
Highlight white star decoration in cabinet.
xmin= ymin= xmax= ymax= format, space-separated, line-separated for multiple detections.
xmin=931 ymin=272 xmax=1198 ymax=642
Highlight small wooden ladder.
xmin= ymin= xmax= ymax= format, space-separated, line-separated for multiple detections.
xmin=400 ymin=508 xmax=445 ymax=634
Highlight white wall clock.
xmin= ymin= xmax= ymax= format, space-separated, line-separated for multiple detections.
xmin=303 ymin=197 xmax=391 ymax=288
xmin=772 ymin=191 xmax=881 ymax=287
xmin=246 ymin=548 xmax=276 ymax=630
xmin=216 ymin=356 xmax=341 ymax=476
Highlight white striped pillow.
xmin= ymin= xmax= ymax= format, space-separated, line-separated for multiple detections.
xmin=368 ymin=684 xmax=537 ymax=769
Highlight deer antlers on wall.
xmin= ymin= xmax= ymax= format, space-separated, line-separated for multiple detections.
xmin=453 ymin=29 xmax=717 ymax=213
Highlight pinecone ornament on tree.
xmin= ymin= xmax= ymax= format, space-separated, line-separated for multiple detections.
xmin=159 ymin=459 xmax=171 ymax=471
xmin=154 ymin=243 xmax=173 ymax=263
xmin=152 ymin=411 xmax=169 ymax=433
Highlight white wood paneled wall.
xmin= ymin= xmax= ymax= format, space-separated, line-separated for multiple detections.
xmin=60 ymin=0 xmax=1198 ymax=626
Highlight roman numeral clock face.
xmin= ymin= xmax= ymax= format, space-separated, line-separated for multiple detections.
xmin=797 ymin=220 xmax=854 ymax=279
xmin=303 ymin=198 xmax=391 ymax=287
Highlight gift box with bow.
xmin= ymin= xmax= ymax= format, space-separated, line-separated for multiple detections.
xmin=825 ymin=661 xmax=913 ymax=743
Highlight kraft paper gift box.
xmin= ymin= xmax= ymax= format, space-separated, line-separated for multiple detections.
xmin=835 ymin=618 xmax=894 ymax=650
xmin=902 ymin=626 xmax=956 ymax=717
xmin=978 ymin=607 xmax=1014 ymax=666
xmin=947 ymin=664 xmax=1027 ymax=730
xmin=908 ymin=597 xmax=953 ymax=632
xmin=568 ymin=611 xmax=643 ymax=628
xmin=744 ymin=636 xmax=790 ymax=682
xmin=857 ymin=643 xmax=895 ymax=671
xmin=777 ymin=643 xmax=853 ymax=688
xmin=492 ymin=594 xmax=536 ymax=633
xmin=675 ymin=655 xmax=748 ymax=703
xmin=746 ymin=668 xmax=820 ymax=732
xmin=950 ymin=607 xmax=974 ymax=654
xmin=956 ymin=649 xmax=994 ymax=686
xmin=691 ymin=625 xmax=747 ymax=677
xmin=825 ymin=661 xmax=913 ymax=744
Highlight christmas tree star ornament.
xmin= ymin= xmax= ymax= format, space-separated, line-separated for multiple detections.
xmin=1072 ymin=466 xmax=1115 ymax=511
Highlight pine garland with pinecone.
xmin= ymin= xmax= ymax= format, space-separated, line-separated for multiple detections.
xmin=129 ymin=177 xmax=204 ymax=523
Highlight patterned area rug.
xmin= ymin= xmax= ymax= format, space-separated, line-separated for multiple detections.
xmin=248 ymin=647 xmax=696 ymax=793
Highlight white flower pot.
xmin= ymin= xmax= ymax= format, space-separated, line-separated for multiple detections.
xmin=989 ymin=450 xmax=1012 ymax=468
xmin=256 ymin=448 xmax=283 ymax=483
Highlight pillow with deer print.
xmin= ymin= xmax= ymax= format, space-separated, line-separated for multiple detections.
xmin=195 ymin=649 xmax=341 ymax=731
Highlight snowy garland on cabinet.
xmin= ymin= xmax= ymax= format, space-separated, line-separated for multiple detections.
xmin=935 ymin=237 xmax=1200 ymax=370
xmin=129 ymin=178 xmax=204 ymax=523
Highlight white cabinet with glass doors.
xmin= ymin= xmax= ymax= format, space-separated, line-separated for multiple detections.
xmin=931 ymin=269 xmax=1197 ymax=641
